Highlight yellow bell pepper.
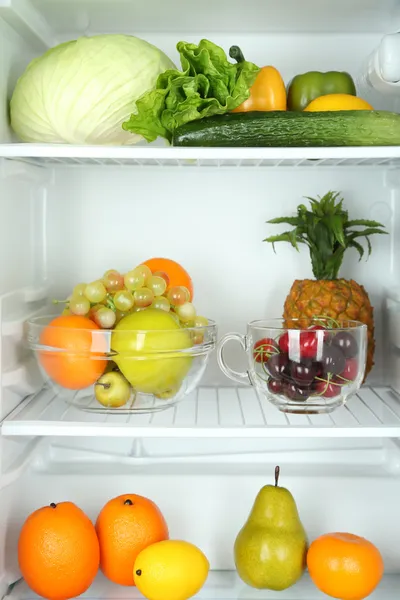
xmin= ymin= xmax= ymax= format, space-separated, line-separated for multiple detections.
xmin=229 ymin=46 xmax=286 ymax=112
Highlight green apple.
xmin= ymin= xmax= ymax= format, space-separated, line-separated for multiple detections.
xmin=95 ymin=371 xmax=131 ymax=407
xmin=111 ymin=309 xmax=193 ymax=396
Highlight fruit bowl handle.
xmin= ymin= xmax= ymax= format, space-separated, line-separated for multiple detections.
xmin=217 ymin=333 xmax=251 ymax=386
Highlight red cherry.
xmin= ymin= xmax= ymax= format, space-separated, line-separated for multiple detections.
xmin=313 ymin=380 xmax=341 ymax=398
xmin=309 ymin=325 xmax=330 ymax=341
xmin=299 ymin=331 xmax=319 ymax=359
xmin=253 ymin=337 xmax=278 ymax=363
xmin=280 ymin=330 xmax=321 ymax=358
xmin=284 ymin=382 xmax=311 ymax=402
xmin=338 ymin=358 xmax=359 ymax=382
xmin=266 ymin=353 xmax=289 ymax=380
xmin=278 ymin=332 xmax=289 ymax=353
xmin=267 ymin=379 xmax=283 ymax=394
xmin=291 ymin=361 xmax=317 ymax=385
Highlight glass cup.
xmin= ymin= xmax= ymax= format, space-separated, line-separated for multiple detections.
xmin=217 ymin=318 xmax=367 ymax=414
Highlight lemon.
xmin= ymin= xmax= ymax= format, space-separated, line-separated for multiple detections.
xmin=111 ymin=309 xmax=193 ymax=396
xmin=133 ymin=540 xmax=209 ymax=600
xmin=304 ymin=93 xmax=373 ymax=111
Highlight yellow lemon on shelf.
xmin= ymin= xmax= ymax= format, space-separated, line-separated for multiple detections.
xmin=305 ymin=94 xmax=374 ymax=111
xmin=133 ymin=540 xmax=209 ymax=600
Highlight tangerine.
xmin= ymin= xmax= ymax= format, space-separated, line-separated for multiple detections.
xmin=18 ymin=501 xmax=99 ymax=600
xmin=142 ymin=258 xmax=193 ymax=300
xmin=307 ymin=532 xmax=384 ymax=600
xmin=96 ymin=493 xmax=169 ymax=586
xmin=39 ymin=315 xmax=107 ymax=389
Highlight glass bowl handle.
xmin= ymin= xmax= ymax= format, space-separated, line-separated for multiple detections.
xmin=217 ymin=333 xmax=251 ymax=386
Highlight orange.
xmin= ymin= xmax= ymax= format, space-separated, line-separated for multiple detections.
xmin=307 ymin=532 xmax=384 ymax=600
xmin=142 ymin=257 xmax=193 ymax=300
xmin=96 ymin=493 xmax=169 ymax=586
xmin=18 ymin=501 xmax=99 ymax=600
xmin=39 ymin=315 xmax=107 ymax=389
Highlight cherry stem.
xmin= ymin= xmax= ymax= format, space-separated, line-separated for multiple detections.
xmin=311 ymin=374 xmax=331 ymax=397
xmin=313 ymin=315 xmax=341 ymax=329
xmin=315 ymin=375 xmax=348 ymax=387
xmin=257 ymin=374 xmax=271 ymax=384
xmin=261 ymin=361 xmax=270 ymax=377
xmin=52 ymin=299 xmax=69 ymax=305
xmin=275 ymin=466 xmax=280 ymax=487
xmin=254 ymin=348 xmax=277 ymax=362
xmin=335 ymin=374 xmax=351 ymax=383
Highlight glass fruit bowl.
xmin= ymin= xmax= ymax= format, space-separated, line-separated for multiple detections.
xmin=218 ymin=318 xmax=367 ymax=414
xmin=27 ymin=315 xmax=217 ymax=414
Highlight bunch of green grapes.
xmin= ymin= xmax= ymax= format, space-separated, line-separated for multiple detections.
xmin=62 ymin=264 xmax=209 ymax=339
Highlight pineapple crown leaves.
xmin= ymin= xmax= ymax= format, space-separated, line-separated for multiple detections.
xmin=263 ymin=191 xmax=387 ymax=280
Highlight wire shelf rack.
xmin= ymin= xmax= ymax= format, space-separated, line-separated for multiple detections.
xmin=3 ymin=385 xmax=400 ymax=438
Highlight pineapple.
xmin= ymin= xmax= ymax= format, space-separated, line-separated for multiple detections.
xmin=264 ymin=191 xmax=387 ymax=378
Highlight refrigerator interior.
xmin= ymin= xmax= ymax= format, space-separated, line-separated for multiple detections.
xmin=1 ymin=1 xmax=400 ymax=598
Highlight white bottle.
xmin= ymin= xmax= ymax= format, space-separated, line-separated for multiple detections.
xmin=361 ymin=34 xmax=400 ymax=94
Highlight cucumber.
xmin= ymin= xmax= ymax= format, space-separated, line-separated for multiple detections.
xmin=172 ymin=110 xmax=400 ymax=147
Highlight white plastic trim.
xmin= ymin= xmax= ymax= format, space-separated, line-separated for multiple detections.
xmin=2 ymin=144 xmax=400 ymax=168
xmin=0 ymin=437 xmax=44 ymax=491
xmin=0 ymin=0 xmax=55 ymax=50
xmin=2 ymin=358 xmax=39 ymax=396
xmin=0 ymin=159 xmax=52 ymax=183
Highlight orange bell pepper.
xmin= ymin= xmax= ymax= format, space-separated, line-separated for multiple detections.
xmin=229 ymin=46 xmax=287 ymax=112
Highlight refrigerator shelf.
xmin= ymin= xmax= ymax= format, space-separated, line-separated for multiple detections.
xmin=7 ymin=571 xmax=397 ymax=600
xmin=2 ymin=144 xmax=400 ymax=168
xmin=2 ymin=385 xmax=400 ymax=438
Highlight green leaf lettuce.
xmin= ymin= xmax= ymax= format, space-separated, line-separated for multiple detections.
xmin=122 ymin=39 xmax=260 ymax=143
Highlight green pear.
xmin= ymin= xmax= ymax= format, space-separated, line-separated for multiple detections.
xmin=234 ymin=466 xmax=308 ymax=591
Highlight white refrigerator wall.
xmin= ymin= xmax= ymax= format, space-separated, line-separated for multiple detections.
xmin=47 ymin=166 xmax=396 ymax=387
xmin=24 ymin=0 xmax=400 ymax=36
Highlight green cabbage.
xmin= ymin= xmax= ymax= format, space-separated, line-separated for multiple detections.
xmin=10 ymin=35 xmax=175 ymax=145
xmin=123 ymin=39 xmax=260 ymax=143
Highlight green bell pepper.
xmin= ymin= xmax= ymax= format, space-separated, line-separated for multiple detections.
xmin=287 ymin=71 xmax=356 ymax=111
